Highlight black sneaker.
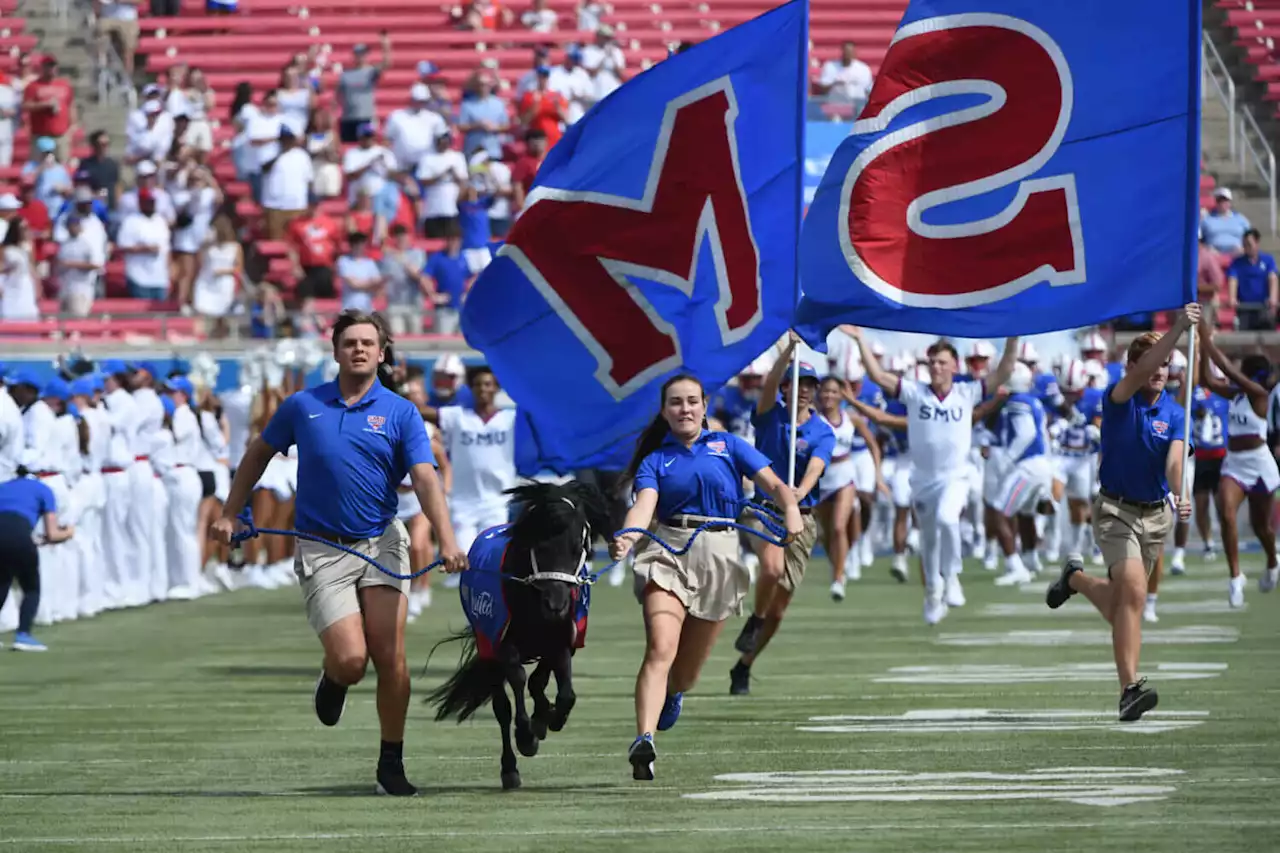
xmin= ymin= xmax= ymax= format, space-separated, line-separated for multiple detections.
xmin=628 ymin=733 xmax=656 ymax=781
xmin=1119 ymin=678 xmax=1159 ymax=722
xmin=734 ymin=614 xmax=764 ymax=654
xmin=314 ymin=670 xmax=348 ymax=727
xmin=375 ymin=762 xmax=420 ymax=797
xmin=1046 ymin=556 xmax=1084 ymax=610
xmin=729 ymin=661 xmax=751 ymax=696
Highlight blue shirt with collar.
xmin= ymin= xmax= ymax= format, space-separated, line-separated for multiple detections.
xmin=1227 ymin=252 xmax=1278 ymax=304
xmin=261 ymin=379 xmax=435 ymax=538
xmin=0 ymin=477 xmax=57 ymax=529
xmin=709 ymin=385 xmax=757 ymax=442
xmin=634 ymin=429 xmax=770 ymax=521
xmin=1098 ymin=383 xmax=1187 ymax=503
xmin=751 ymin=404 xmax=836 ymax=508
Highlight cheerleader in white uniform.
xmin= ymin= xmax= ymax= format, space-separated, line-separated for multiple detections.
xmin=161 ymin=379 xmax=209 ymax=599
xmin=69 ymin=377 xmax=108 ymax=617
xmin=1197 ymin=321 xmax=1279 ymax=607
xmin=192 ymin=218 xmax=242 ymax=336
xmin=816 ymin=376 xmax=879 ymax=599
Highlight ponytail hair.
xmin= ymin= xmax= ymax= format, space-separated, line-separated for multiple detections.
xmin=620 ymin=373 xmax=706 ymax=492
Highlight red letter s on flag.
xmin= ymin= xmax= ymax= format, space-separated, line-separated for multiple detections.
xmin=841 ymin=14 xmax=1086 ymax=308
xmin=500 ymin=79 xmax=762 ymax=400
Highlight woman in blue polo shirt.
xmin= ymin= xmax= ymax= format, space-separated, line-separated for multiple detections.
xmin=1046 ymin=303 xmax=1199 ymax=723
xmin=0 ymin=476 xmax=75 ymax=651
xmin=731 ymin=334 xmax=835 ymax=694
xmin=610 ymin=373 xmax=803 ymax=782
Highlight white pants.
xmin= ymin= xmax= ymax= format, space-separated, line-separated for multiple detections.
xmin=34 ymin=474 xmax=73 ymax=625
xmin=102 ymin=469 xmax=134 ymax=607
xmin=151 ymin=476 xmax=169 ymax=599
xmin=912 ymin=477 xmax=969 ymax=593
xmin=127 ymin=460 xmax=158 ymax=605
xmin=1058 ymin=453 xmax=1097 ymax=501
xmin=77 ymin=500 xmax=106 ymax=616
xmin=452 ymin=500 xmax=510 ymax=555
xmin=882 ymin=457 xmax=913 ymax=508
xmin=995 ymin=457 xmax=1055 ymax=518
xmin=850 ymin=449 xmax=877 ymax=494
xmin=165 ymin=467 xmax=203 ymax=591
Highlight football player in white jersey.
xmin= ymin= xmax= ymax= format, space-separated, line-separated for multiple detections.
xmin=423 ymin=366 xmax=518 ymax=565
xmin=990 ymin=364 xmax=1055 ymax=587
xmin=852 ymin=330 xmax=1019 ymax=624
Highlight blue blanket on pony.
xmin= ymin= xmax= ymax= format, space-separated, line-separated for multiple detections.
xmin=461 ymin=525 xmax=590 ymax=660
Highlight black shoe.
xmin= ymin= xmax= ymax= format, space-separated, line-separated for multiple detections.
xmin=1046 ymin=556 xmax=1084 ymax=610
xmin=1119 ymin=678 xmax=1159 ymax=722
xmin=314 ymin=670 xmax=348 ymax=727
xmin=375 ymin=762 xmax=420 ymax=796
xmin=729 ymin=661 xmax=751 ymax=696
xmin=734 ymin=614 xmax=764 ymax=654
xmin=628 ymin=733 xmax=656 ymax=781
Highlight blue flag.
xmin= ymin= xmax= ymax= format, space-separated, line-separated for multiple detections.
xmin=795 ymin=1 xmax=1201 ymax=344
xmin=462 ymin=0 xmax=808 ymax=470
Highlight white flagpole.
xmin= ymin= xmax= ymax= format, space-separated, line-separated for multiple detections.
xmin=1180 ymin=325 xmax=1197 ymax=503
xmin=787 ymin=346 xmax=801 ymax=488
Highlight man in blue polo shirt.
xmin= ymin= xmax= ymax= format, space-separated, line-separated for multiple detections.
xmin=212 ymin=310 xmax=467 ymax=797
xmin=1046 ymin=302 xmax=1199 ymax=723
xmin=731 ymin=333 xmax=835 ymax=695
xmin=1226 ymin=228 xmax=1278 ymax=331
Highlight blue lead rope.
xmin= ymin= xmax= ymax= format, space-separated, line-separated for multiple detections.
xmin=230 ymin=501 xmax=791 ymax=585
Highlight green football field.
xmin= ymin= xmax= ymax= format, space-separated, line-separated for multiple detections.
xmin=3 ymin=553 xmax=1278 ymax=853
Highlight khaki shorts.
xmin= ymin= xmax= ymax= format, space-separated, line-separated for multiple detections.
xmin=294 ymin=519 xmax=411 ymax=634
xmin=96 ymin=17 xmax=140 ymax=54
xmin=632 ymin=521 xmax=747 ymax=622
xmin=1092 ymin=494 xmax=1172 ymax=576
xmin=742 ymin=509 xmax=818 ymax=593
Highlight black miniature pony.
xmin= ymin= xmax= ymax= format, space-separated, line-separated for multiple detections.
xmin=427 ymin=481 xmax=612 ymax=790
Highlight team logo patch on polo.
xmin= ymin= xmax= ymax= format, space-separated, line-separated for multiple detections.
xmin=707 ymin=440 xmax=728 ymax=455
xmin=1152 ymin=420 xmax=1169 ymax=435
xmin=366 ymin=415 xmax=386 ymax=433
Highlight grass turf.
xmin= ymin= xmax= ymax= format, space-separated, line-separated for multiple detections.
xmin=2 ymin=554 xmax=1278 ymax=852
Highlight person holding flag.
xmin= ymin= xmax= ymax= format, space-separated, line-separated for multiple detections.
xmin=730 ymin=333 xmax=834 ymax=694
xmin=1046 ymin=303 xmax=1199 ymax=722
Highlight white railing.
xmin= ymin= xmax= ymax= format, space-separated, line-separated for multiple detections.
xmin=1237 ymin=104 xmax=1277 ymax=234
xmin=1203 ymin=32 xmax=1236 ymax=161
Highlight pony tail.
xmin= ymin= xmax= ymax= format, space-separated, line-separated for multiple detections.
xmin=620 ymin=414 xmax=672 ymax=495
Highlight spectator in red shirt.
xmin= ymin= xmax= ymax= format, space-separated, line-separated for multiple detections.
xmin=22 ymin=57 xmax=76 ymax=162
xmin=17 ymin=175 xmax=54 ymax=269
xmin=517 ymin=68 xmax=567 ymax=148
xmin=286 ymin=197 xmax=341 ymax=303
xmin=511 ymin=128 xmax=548 ymax=214
xmin=345 ymin=188 xmax=386 ymax=262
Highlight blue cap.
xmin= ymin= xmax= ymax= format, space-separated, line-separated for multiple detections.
xmin=160 ymin=396 xmax=176 ymax=417
xmin=41 ymin=378 xmax=71 ymax=401
xmin=67 ymin=402 xmax=81 ymax=419
xmin=90 ymin=373 xmax=105 ymax=392
xmin=566 ymin=43 xmax=583 ymax=60
xmin=9 ymin=369 xmax=41 ymax=389
xmin=128 ymin=360 xmax=160 ymax=377
xmin=35 ymin=136 xmax=56 ymax=154
xmin=783 ymin=362 xmax=821 ymax=383
xmin=417 ymin=60 xmax=439 ymax=76
xmin=100 ymin=359 xmax=128 ymax=376
xmin=535 ymin=64 xmax=552 ymax=76
xmin=357 ymin=121 xmax=376 ymax=138
xmin=166 ymin=375 xmax=194 ymax=397
xmin=69 ymin=377 xmax=95 ymax=397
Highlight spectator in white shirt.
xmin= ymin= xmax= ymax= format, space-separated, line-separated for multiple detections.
xmin=576 ymin=0 xmax=603 ymax=32
xmin=116 ymin=191 xmax=172 ymax=301
xmin=549 ymin=45 xmax=594 ymax=125
xmin=384 ymin=85 xmax=449 ymax=175
xmin=0 ymin=221 xmax=38 ymax=321
xmin=117 ymin=160 xmax=177 ymax=226
xmin=336 ymin=232 xmax=385 ymax=312
xmin=817 ymin=41 xmax=874 ymax=105
xmin=520 ymin=0 xmax=558 ymax=32
xmin=0 ymin=72 xmax=16 ymax=167
xmin=56 ymin=215 xmax=106 ymax=317
xmin=162 ymin=64 xmax=190 ymax=118
xmin=276 ymin=66 xmax=313 ymax=138
xmin=415 ymin=131 xmax=468 ymax=238
xmin=171 ymin=165 xmax=221 ymax=306
xmin=581 ymin=26 xmax=625 ymax=104
xmin=125 ymin=100 xmax=173 ymax=166
xmin=261 ymin=127 xmax=313 ymax=239
xmin=245 ymin=89 xmax=286 ymax=203
xmin=342 ymin=122 xmax=398 ymax=217
xmin=54 ymin=187 xmax=110 ymax=260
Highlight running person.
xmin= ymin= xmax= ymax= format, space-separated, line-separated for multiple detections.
xmin=1054 ymin=360 xmax=1103 ymax=566
xmin=398 ymin=367 xmax=451 ymax=618
xmin=1189 ymin=383 xmax=1229 ymax=562
xmin=1195 ymin=318 xmax=1279 ymax=605
xmin=0 ymin=475 xmax=74 ymax=650
xmin=1046 ymin=303 xmax=1199 ymax=722
xmin=990 ymin=363 xmax=1054 ymax=588
xmin=212 ymin=310 xmax=467 ymax=797
xmin=815 ymin=376 xmax=879 ymax=598
xmin=730 ymin=335 xmax=834 ymax=693
xmin=611 ymin=374 xmax=803 ymax=781
xmin=853 ymin=330 xmax=1019 ymax=623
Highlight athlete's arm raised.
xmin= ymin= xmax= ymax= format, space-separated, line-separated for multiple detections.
xmin=756 ymin=333 xmax=797 ymax=416
xmin=1112 ymin=303 xmax=1200 ymax=404
xmin=984 ymin=337 xmax=1021 ymax=396
xmin=1198 ymin=314 xmax=1267 ymax=410
xmin=848 ymin=397 xmax=907 ymax=431
xmin=843 ymin=325 xmax=898 ymax=398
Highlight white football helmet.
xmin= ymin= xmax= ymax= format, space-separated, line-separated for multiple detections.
xmin=1017 ymin=340 xmax=1040 ymax=365
xmin=870 ymin=341 xmax=887 ymax=359
xmin=1080 ymin=331 xmax=1107 ymax=357
xmin=1060 ymin=358 xmax=1089 ymax=393
xmin=1007 ymin=361 xmax=1035 ymax=394
xmin=966 ymin=340 xmax=996 ymax=361
xmin=1169 ymin=348 xmax=1187 ymax=376
xmin=914 ymin=363 xmax=931 ymax=384
xmin=1083 ymin=358 xmax=1108 ymax=388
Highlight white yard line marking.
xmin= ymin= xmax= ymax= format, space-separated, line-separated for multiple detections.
xmin=874 ymin=663 xmax=1228 ymax=685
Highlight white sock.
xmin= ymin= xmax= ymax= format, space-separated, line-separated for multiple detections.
xmin=1005 ymin=552 xmax=1026 ymax=575
xmin=1146 ymin=593 xmax=1157 ymax=607
xmin=1021 ymin=549 xmax=1041 ymax=572
xmin=1071 ymin=523 xmax=1088 ymax=556
xmin=1172 ymin=547 xmax=1185 ymax=562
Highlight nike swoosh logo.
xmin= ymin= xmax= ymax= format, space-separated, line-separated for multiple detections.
xmin=309 ymin=413 xmax=322 ymax=419
xmin=664 ymin=458 xmax=675 ymax=468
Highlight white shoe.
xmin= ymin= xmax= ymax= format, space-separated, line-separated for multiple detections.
xmin=196 ymin=573 xmax=221 ymax=597
xmin=419 ymin=586 xmax=432 ymax=610
xmin=982 ymin=551 xmax=999 ymax=571
xmin=890 ymin=554 xmax=908 ymax=583
xmin=830 ymin=580 xmax=846 ymax=601
xmin=272 ymin=561 xmax=297 ymax=586
xmin=1259 ymin=567 xmax=1279 ymax=593
xmin=994 ymin=567 xmax=1034 ymax=587
xmin=211 ymin=563 xmax=237 ymax=591
xmin=167 ymin=585 xmax=198 ymax=601
xmin=608 ymin=562 xmax=626 ymax=588
xmin=244 ymin=566 xmax=274 ymax=590
xmin=944 ymin=575 xmax=966 ymax=608
xmin=859 ymin=538 xmax=874 ymax=569
xmin=1142 ymin=603 xmax=1159 ymax=623
xmin=407 ymin=591 xmax=425 ymax=619
xmin=844 ymin=551 xmax=861 ymax=581
xmin=1044 ymin=548 xmax=1060 ymax=565
xmin=1203 ymin=547 xmax=1218 ymax=563
xmin=1228 ymin=575 xmax=1246 ymax=609
xmin=923 ymin=594 xmax=949 ymax=625
xmin=443 ymin=573 xmax=461 ymax=589
xmin=906 ymin=529 xmax=920 ymax=553
xmin=1090 ymin=549 xmax=1105 ymax=567
xmin=743 ymin=551 xmax=760 ymax=584
xmin=1170 ymin=555 xmax=1186 ymax=575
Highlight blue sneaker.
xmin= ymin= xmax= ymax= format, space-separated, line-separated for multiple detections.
xmin=628 ymin=733 xmax=656 ymax=781
xmin=12 ymin=632 xmax=47 ymax=652
xmin=657 ymin=692 xmax=683 ymax=731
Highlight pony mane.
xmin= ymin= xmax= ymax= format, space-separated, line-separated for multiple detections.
xmin=504 ymin=481 xmax=612 ymax=549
